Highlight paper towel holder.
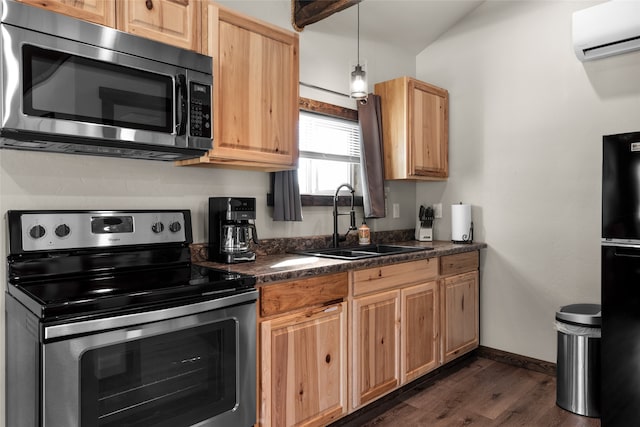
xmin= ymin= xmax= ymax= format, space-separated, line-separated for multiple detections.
xmin=451 ymin=202 xmax=474 ymax=244
xmin=452 ymin=221 xmax=474 ymax=244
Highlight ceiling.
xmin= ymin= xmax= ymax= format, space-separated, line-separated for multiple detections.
xmin=307 ymin=0 xmax=485 ymax=54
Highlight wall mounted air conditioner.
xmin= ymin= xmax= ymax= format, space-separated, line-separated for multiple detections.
xmin=572 ymin=0 xmax=640 ymax=61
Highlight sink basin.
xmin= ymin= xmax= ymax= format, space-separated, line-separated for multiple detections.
xmin=296 ymin=244 xmax=433 ymax=260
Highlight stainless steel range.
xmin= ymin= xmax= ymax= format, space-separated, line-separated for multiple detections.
xmin=5 ymin=210 xmax=257 ymax=427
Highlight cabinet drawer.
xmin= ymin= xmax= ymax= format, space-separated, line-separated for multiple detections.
xmin=440 ymin=251 xmax=479 ymax=277
xmin=352 ymin=258 xmax=437 ymax=297
xmin=260 ymin=272 xmax=347 ymax=317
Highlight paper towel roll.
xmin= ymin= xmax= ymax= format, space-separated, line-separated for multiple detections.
xmin=451 ymin=203 xmax=472 ymax=243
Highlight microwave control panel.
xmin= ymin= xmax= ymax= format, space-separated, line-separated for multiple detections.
xmin=189 ymin=82 xmax=212 ymax=138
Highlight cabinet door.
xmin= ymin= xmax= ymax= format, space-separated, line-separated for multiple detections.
xmin=204 ymin=4 xmax=299 ymax=168
xmin=17 ymin=0 xmax=115 ymax=27
xmin=374 ymin=76 xmax=448 ymax=180
xmin=352 ymin=290 xmax=400 ymax=408
xmin=409 ymin=79 xmax=448 ymax=179
xmin=260 ymin=303 xmax=347 ymax=427
xmin=116 ymin=0 xmax=200 ymax=51
xmin=401 ymin=281 xmax=439 ymax=384
xmin=441 ymin=271 xmax=479 ymax=364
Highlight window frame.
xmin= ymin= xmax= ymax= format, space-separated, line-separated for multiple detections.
xmin=297 ymin=98 xmax=363 ymax=206
xmin=267 ymin=97 xmax=363 ymax=207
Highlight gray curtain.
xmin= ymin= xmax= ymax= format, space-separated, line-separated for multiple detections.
xmin=358 ymin=94 xmax=386 ymax=218
xmin=272 ymin=170 xmax=303 ymax=221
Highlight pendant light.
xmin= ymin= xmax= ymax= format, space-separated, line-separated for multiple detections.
xmin=350 ymin=3 xmax=367 ymax=100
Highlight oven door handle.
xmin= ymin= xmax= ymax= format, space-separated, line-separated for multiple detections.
xmin=44 ymin=289 xmax=258 ymax=340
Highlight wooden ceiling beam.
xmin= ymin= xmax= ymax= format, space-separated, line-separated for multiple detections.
xmin=292 ymin=0 xmax=362 ymax=31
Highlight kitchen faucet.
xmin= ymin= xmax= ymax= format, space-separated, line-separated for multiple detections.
xmin=333 ymin=183 xmax=358 ymax=248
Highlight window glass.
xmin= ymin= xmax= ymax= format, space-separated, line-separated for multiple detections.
xmin=298 ymin=111 xmax=361 ymax=195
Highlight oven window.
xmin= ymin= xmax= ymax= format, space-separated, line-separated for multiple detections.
xmin=22 ymin=45 xmax=173 ymax=133
xmin=80 ymin=319 xmax=237 ymax=427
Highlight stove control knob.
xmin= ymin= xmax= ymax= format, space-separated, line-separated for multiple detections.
xmin=55 ymin=224 xmax=71 ymax=238
xmin=169 ymin=221 xmax=182 ymax=233
xmin=29 ymin=224 xmax=46 ymax=239
xmin=151 ymin=222 xmax=164 ymax=233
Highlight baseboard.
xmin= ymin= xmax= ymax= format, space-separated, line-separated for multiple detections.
xmin=477 ymin=345 xmax=556 ymax=377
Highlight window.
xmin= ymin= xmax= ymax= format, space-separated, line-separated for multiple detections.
xmin=298 ymin=110 xmax=361 ymax=195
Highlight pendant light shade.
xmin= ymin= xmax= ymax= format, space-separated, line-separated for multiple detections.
xmin=350 ymin=3 xmax=368 ymax=100
xmin=350 ymin=64 xmax=367 ymax=99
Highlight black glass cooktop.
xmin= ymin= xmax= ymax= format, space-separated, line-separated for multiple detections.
xmin=8 ymin=264 xmax=256 ymax=321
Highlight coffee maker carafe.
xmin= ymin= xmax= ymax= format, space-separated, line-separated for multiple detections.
xmin=209 ymin=197 xmax=259 ymax=263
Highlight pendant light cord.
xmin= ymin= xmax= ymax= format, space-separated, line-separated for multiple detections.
xmin=357 ymin=3 xmax=360 ymax=65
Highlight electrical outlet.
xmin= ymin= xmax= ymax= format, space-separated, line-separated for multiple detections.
xmin=433 ymin=203 xmax=443 ymax=218
xmin=393 ymin=203 xmax=400 ymax=218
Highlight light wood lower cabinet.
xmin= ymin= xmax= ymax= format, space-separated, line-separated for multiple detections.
xmin=260 ymin=302 xmax=347 ymax=427
xmin=352 ymin=290 xmax=401 ymax=408
xmin=401 ymin=281 xmax=439 ymax=383
xmin=259 ymin=250 xmax=480 ymax=425
xmin=350 ymin=258 xmax=438 ymax=409
xmin=441 ymin=270 xmax=479 ymax=364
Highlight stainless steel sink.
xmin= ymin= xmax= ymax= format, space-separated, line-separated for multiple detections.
xmin=296 ymin=244 xmax=433 ymax=260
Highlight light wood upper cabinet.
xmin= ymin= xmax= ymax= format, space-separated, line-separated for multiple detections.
xmin=17 ymin=0 xmax=116 ymax=27
xmin=179 ymin=2 xmax=299 ymax=170
xmin=260 ymin=302 xmax=347 ymax=427
xmin=19 ymin=0 xmax=200 ymax=50
xmin=351 ymin=290 xmax=400 ymax=409
xmin=116 ymin=0 xmax=201 ymax=51
xmin=401 ymin=281 xmax=439 ymax=384
xmin=374 ymin=76 xmax=449 ymax=180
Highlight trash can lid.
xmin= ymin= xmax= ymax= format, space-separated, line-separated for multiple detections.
xmin=556 ymin=303 xmax=601 ymax=327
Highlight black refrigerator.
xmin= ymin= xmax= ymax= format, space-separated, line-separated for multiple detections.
xmin=602 ymin=131 xmax=640 ymax=426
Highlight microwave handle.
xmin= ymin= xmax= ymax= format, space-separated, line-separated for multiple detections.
xmin=175 ymin=74 xmax=187 ymax=136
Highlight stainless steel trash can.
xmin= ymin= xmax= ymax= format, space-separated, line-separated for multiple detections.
xmin=555 ymin=303 xmax=601 ymax=418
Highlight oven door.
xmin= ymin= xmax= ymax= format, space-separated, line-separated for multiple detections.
xmin=42 ymin=296 xmax=256 ymax=427
xmin=0 ymin=23 xmax=211 ymax=153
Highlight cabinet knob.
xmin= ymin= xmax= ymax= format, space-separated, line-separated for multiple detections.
xmin=145 ymin=0 xmax=153 ymax=10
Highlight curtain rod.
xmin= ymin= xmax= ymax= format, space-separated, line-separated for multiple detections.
xmin=299 ymin=81 xmax=351 ymax=99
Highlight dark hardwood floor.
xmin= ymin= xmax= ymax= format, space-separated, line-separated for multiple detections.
xmin=338 ymin=357 xmax=601 ymax=427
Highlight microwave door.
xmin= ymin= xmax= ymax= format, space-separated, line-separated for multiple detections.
xmin=1 ymin=24 xmax=184 ymax=148
xmin=99 ymin=87 xmax=171 ymax=130
xmin=602 ymin=132 xmax=640 ymax=243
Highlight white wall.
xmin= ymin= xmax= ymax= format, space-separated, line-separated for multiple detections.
xmin=0 ymin=1 xmax=418 ymax=422
xmin=416 ymin=0 xmax=640 ymax=362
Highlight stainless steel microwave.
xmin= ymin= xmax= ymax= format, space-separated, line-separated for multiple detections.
xmin=0 ymin=0 xmax=212 ymax=161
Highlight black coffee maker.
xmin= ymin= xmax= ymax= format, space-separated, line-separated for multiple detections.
xmin=209 ymin=197 xmax=259 ymax=263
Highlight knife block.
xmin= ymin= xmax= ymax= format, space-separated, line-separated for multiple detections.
xmin=415 ymin=220 xmax=433 ymax=242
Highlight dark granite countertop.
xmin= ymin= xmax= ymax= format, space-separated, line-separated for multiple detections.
xmin=194 ymin=240 xmax=487 ymax=285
